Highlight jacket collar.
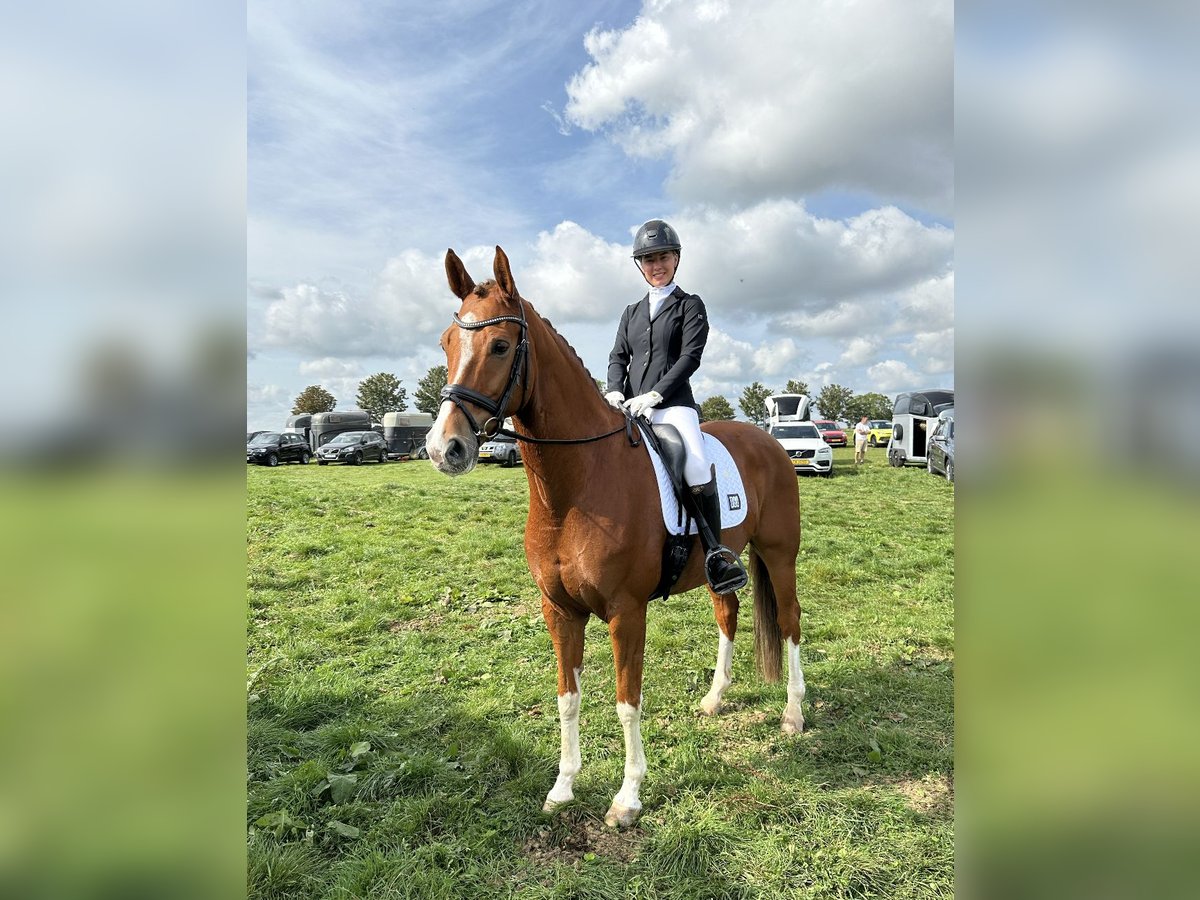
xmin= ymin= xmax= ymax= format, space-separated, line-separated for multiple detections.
xmin=640 ymin=285 xmax=687 ymax=320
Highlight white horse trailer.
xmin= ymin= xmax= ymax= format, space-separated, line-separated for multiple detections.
xmin=766 ymin=393 xmax=812 ymax=428
xmin=887 ymin=389 xmax=954 ymax=467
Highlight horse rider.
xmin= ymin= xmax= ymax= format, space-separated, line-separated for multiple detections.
xmin=605 ymin=219 xmax=749 ymax=594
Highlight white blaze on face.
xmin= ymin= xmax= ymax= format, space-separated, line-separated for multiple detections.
xmin=427 ymin=312 xmax=479 ymax=462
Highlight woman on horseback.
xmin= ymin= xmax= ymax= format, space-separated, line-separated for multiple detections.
xmin=605 ymin=219 xmax=749 ymax=594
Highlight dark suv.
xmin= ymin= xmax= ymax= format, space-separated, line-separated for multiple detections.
xmin=316 ymin=431 xmax=388 ymax=465
xmin=247 ymin=432 xmax=311 ymax=466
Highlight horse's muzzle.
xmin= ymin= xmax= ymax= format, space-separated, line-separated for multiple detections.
xmin=427 ymin=431 xmax=477 ymax=476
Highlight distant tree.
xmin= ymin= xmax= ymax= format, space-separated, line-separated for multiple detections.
xmin=784 ymin=379 xmax=810 ymax=396
xmin=738 ymin=381 xmax=773 ymax=427
xmin=699 ymin=396 xmax=736 ymax=422
xmin=292 ymin=385 xmax=335 ymax=415
xmin=414 ymin=365 xmax=448 ymax=415
xmin=814 ymin=383 xmax=854 ymax=422
xmin=356 ymin=372 xmax=408 ymax=422
xmin=845 ymin=391 xmax=893 ymax=422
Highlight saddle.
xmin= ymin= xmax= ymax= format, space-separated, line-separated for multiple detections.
xmin=637 ymin=422 xmax=696 ymax=601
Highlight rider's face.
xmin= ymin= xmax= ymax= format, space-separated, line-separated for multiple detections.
xmin=638 ymin=251 xmax=678 ymax=287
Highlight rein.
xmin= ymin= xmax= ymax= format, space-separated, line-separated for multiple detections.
xmin=441 ymin=297 xmax=640 ymax=448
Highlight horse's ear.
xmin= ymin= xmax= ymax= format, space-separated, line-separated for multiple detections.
xmin=445 ymin=249 xmax=475 ymax=300
xmin=493 ymin=246 xmax=517 ymax=301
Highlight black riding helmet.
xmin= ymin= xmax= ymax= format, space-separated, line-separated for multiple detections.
xmin=632 ymin=219 xmax=681 ymax=260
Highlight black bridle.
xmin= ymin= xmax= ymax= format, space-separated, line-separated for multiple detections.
xmin=440 ymin=295 xmax=639 ymax=447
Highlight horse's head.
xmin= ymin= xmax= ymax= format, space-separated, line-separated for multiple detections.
xmin=426 ymin=245 xmax=528 ymax=476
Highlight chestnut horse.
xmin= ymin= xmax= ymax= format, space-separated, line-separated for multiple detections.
xmin=426 ymin=246 xmax=804 ymax=828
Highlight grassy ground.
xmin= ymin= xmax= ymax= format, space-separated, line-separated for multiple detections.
xmin=247 ymin=446 xmax=953 ymax=899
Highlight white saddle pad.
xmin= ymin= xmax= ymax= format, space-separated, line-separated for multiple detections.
xmin=644 ymin=431 xmax=748 ymax=536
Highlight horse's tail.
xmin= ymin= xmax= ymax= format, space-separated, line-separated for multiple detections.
xmin=750 ymin=547 xmax=782 ymax=683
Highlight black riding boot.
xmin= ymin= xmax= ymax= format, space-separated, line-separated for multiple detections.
xmin=689 ymin=475 xmax=749 ymax=594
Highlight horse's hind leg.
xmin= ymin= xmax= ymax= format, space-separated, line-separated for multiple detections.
xmin=753 ymin=545 xmax=806 ymax=734
xmin=700 ymin=590 xmax=738 ymax=716
xmin=541 ymin=599 xmax=587 ymax=812
xmin=604 ymin=608 xmax=648 ymax=829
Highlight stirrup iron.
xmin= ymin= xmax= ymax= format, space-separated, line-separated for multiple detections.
xmin=704 ymin=546 xmax=748 ymax=594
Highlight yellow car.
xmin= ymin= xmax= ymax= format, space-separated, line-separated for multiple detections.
xmin=867 ymin=420 xmax=893 ymax=447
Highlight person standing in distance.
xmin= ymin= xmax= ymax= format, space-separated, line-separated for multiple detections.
xmin=854 ymin=415 xmax=870 ymax=465
xmin=605 ymin=219 xmax=748 ymax=594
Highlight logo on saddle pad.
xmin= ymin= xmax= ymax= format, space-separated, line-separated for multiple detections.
xmin=727 ymin=493 xmax=742 ymax=511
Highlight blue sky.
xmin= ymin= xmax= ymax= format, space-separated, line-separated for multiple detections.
xmin=247 ymin=0 xmax=954 ymax=429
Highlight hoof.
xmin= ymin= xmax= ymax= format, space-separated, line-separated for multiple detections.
xmin=699 ymin=694 xmax=722 ymax=716
xmin=781 ymin=711 xmax=805 ymax=734
xmin=604 ymin=802 xmax=640 ymax=829
xmin=542 ymin=792 xmax=572 ymax=813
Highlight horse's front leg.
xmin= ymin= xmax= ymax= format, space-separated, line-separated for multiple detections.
xmin=605 ymin=609 xmax=648 ymax=829
xmin=700 ymin=590 xmax=738 ymax=715
xmin=541 ymin=599 xmax=587 ymax=812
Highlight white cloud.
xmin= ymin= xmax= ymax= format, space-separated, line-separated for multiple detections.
xmin=905 ymin=329 xmax=954 ymax=374
xmin=868 ymin=359 xmax=927 ymax=393
xmin=247 ymin=383 xmax=285 ymax=404
xmin=520 ymin=222 xmax=635 ymax=323
xmin=676 ymin=202 xmax=952 ymax=317
xmin=565 ymin=0 xmax=953 ymax=213
xmin=840 ymin=336 xmax=883 ymax=367
xmin=298 ymin=357 xmax=361 ymax=378
xmin=897 ymin=271 xmax=955 ymax=333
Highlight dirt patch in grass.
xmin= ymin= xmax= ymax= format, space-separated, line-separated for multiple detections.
xmin=384 ymin=615 xmax=445 ymax=633
xmin=522 ymin=815 xmax=643 ymax=865
xmin=888 ymin=773 xmax=953 ymax=816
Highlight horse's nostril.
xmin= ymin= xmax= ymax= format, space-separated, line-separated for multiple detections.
xmin=445 ymin=438 xmax=464 ymax=464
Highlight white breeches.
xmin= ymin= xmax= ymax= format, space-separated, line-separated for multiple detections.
xmin=646 ymin=405 xmax=710 ymax=486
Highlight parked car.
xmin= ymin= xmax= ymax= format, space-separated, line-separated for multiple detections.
xmin=316 ymin=431 xmax=388 ymax=465
xmin=867 ymin=420 xmax=893 ymax=447
xmin=768 ymin=423 xmax=833 ymax=476
xmin=478 ymin=433 xmax=522 ymax=467
xmin=812 ymin=420 xmax=847 ymax=447
xmin=927 ymin=410 xmax=955 ymax=483
xmin=247 ymin=431 xmax=311 ymax=466
xmin=247 ymin=430 xmax=269 ymax=444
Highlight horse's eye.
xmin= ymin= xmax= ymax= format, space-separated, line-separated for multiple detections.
xmin=492 ymin=341 xmax=510 ymax=355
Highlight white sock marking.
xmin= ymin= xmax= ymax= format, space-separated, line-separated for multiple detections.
xmin=612 ymin=700 xmax=646 ymax=811
xmin=546 ymin=667 xmax=582 ymax=805
xmin=701 ymin=631 xmax=734 ymax=713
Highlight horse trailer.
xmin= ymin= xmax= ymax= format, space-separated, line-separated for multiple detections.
xmin=382 ymin=411 xmax=434 ymax=459
xmin=309 ymin=410 xmax=374 ymax=451
xmin=766 ymin=393 xmax=812 ymax=428
xmin=887 ymin=389 xmax=954 ymax=467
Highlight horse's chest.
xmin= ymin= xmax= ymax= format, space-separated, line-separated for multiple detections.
xmin=526 ymin=521 xmax=608 ymax=600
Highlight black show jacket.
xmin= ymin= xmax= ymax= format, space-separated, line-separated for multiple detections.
xmin=606 ymin=286 xmax=709 ymax=410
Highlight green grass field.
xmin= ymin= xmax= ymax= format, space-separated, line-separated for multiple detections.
xmin=247 ymin=446 xmax=953 ymax=899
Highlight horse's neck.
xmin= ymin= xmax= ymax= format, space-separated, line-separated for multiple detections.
xmin=513 ymin=314 xmax=624 ymax=513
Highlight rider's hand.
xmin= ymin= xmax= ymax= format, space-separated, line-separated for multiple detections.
xmin=604 ymin=391 xmax=625 ymax=410
xmin=623 ymin=391 xmax=663 ymax=417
